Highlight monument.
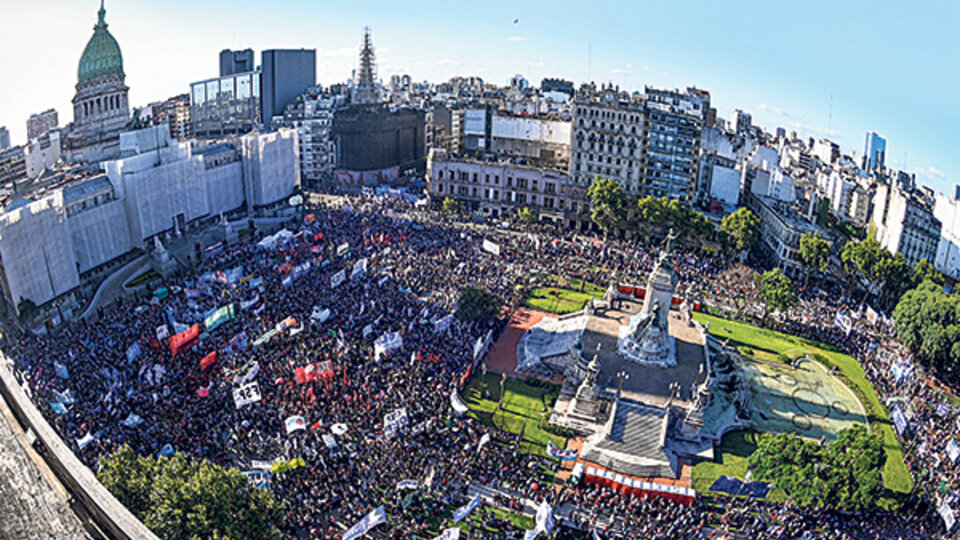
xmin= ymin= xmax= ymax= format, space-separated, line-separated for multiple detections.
xmin=617 ymin=230 xmax=679 ymax=367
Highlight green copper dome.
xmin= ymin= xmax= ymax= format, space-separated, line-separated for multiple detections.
xmin=77 ymin=1 xmax=124 ymax=85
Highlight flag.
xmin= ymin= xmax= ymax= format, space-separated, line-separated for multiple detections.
xmin=239 ymin=296 xmax=260 ymax=311
xmin=77 ymin=433 xmax=95 ymax=449
xmin=285 ymin=415 xmax=306 ymax=434
xmin=477 ymin=433 xmax=491 ymax=454
xmin=205 ymin=304 xmax=235 ymax=331
xmin=248 ymin=277 xmax=264 ymax=289
xmin=235 ymin=361 xmax=259 ymax=384
xmin=170 ymin=324 xmax=200 ymax=356
xmin=121 ymin=413 xmax=144 ymax=427
xmin=184 ymin=288 xmax=201 ymax=299
xmin=225 ymin=332 xmax=249 ymax=354
xmin=155 ymin=324 xmax=170 ymax=341
xmin=126 ymin=342 xmax=142 ymax=364
xmin=450 ymin=389 xmax=469 ymax=415
xmin=197 ymin=385 xmax=210 ymax=398
xmin=453 ymin=494 xmax=481 ymax=523
xmin=158 ymin=444 xmax=175 ymax=457
xmin=343 ymin=506 xmax=387 ymax=540
xmin=547 ymin=440 xmax=579 ymax=461
xmin=54 ymin=361 xmax=70 ymax=380
xmin=200 ymin=351 xmax=218 ymax=370
xmin=396 ymin=479 xmax=419 ymax=490
xmin=433 ymin=528 xmax=461 ymax=540
xmin=49 ymin=401 xmax=68 ymax=414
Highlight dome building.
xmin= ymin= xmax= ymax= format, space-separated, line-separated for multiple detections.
xmin=65 ymin=1 xmax=130 ymax=162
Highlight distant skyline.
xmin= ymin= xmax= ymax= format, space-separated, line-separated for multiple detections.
xmin=1 ymin=0 xmax=958 ymax=193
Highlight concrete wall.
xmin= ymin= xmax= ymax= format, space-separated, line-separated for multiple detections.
xmin=0 ymin=361 xmax=158 ymax=539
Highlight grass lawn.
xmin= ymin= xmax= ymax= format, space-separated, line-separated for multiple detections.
xmin=693 ymin=312 xmax=913 ymax=507
xmin=124 ymin=269 xmax=162 ymax=288
xmin=691 ymin=430 xmax=787 ymax=502
xmin=420 ymin=503 xmax=534 ymax=538
xmin=461 ymin=373 xmax=567 ymax=459
xmin=522 ymin=277 xmax=606 ymax=315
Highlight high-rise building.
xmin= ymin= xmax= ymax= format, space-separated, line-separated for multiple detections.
xmin=0 ymin=127 xmax=9 ymax=150
xmin=0 ymin=146 xmax=26 ymax=187
xmin=65 ymin=1 xmax=130 ymax=162
xmin=872 ymin=181 xmax=940 ymax=266
xmin=731 ymin=109 xmax=752 ymax=135
xmin=863 ymin=131 xmax=886 ymax=173
xmin=261 ymin=49 xmax=316 ymax=126
xmin=279 ymin=89 xmax=341 ymax=185
xmin=569 ymin=84 xmax=703 ymax=202
xmin=190 ymin=71 xmax=261 ymax=138
xmin=27 ymin=109 xmax=59 ymax=141
xmin=220 ymin=49 xmax=255 ymax=77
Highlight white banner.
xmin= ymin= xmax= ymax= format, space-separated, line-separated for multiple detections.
xmin=453 ymin=494 xmax=481 ymax=524
xmin=396 ymin=479 xmax=419 ymax=490
xmin=343 ymin=506 xmax=387 ymax=540
xmin=948 ymin=439 xmax=960 ymax=464
xmin=940 ymin=502 xmax=956 ymax=532
xmin=433 ymin=528 xmax=461 ymax=540
xmin=126 ymin=342 xmax=142 ymax=363
xmin=482 ymin=239 xmax=501 ymax=256
xmin=451 ymin=389 xmax=469 ymax=415
xmin=311 ymin=306 xmax=331 ymax=323
xmin=337 ymin=242 xmax=350 ymax=256
xmin=235 ymin=362 xmax=260 ymax=385
xmin=156 ymin=324 xmax=170 ymax=341
xmin=434 ymin=313 xmax=455 ymax=333
xmin=285 ymin=415 xmax=306 ymax=435
xmin=383 ymin=407 xmax=409 ymax=438
xmin=352 ymin=258 xmax=368 ymax=279
xmin=374 ymin=332 xmax=403 ymax=360
xmin=331 ymin=269 xmax=346 ymax=288
xmin=233 ymin=382 xmax=262 ymax=408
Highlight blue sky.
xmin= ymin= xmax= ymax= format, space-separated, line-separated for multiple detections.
xmin=2 ymin=0 xmax=958 ymax=192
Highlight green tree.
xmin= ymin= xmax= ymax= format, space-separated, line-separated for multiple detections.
xmin=97 ymin=446 xmax=284 ymax=540
xmin=755 ymin=268 xmax=797 ymax=321
xmin=720 ymin=207 xmax=760 ymax=254
xmin=749 ymin=425 xmax=885 ymax=511
xmin=456 ymin=286 xmax=501 ymax=323
xmin=797 ymin=232 xmax=831 ymax=284
xmin=517 ymin=207 xmax=536 ymax=223
xmin=893 ymin=280 xmax=960 ymax=370
xmin=587 ymin=177 xmax=627 ymax=235
xmin=635 ymin=196 xmax=712 ymax=242
xmin=16 ymin=298 xmax=37 ymax=323
xmin=912 ymin=258 xmax=943 ymax=286
xmin=442 ymin=197 xmax=458 ymax=213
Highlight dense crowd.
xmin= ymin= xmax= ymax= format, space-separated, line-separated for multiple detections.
xmin=3 ymin=192 xmax=954 ymax=539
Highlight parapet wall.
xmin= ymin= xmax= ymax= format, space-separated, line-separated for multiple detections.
xmin=0 ymin=361 xmax=159 ymax=540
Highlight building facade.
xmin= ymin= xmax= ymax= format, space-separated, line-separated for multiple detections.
xmin=27 ymin=109 xmax=59 ymax=141
xmin=24 ymin=131 xmax=62 ymax=179
xmin=863 ymin=131 xmax=886 ymax=173
xmin=65 ymin=2 xmax=130 ymax=162
xmin=0 ymin=147 xmax=26 ymax=188
xmin=279 ymin=90 xmax=340 ymax=186
xmin=427 ymin=150 xmax=582 ymax=224
xmin=744 ymin=191 xmax=823 ymax=278
xmin=934 ymin=189 xmax=960 ymax=280
xmin=333 ymin=107 xmax=425 ymax=174
xmin=190 ymin=71 xmax=262 ymax=138
xmin=261 ymin=49 xmax=316 ymax=126
xmin=220 ymin=49 xmax=255 ymax=77
xmin=569 ymin=85 xmax=703 ymax=202
xmin=0 ymin=128 xmax=9 ymax=151
xmin=872 ymin=182 xmax=941 ymax=266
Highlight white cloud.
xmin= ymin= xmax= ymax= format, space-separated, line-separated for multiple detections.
xmin=913 ymin=166 xmax=946 ymax=179
xmin=507 ymin=36 xmax=525 ymax=42
xmin=786 ymin=121 xmax=838 ymax=137
xmin=757 ymin=103 xmax=790 ymax=118
xmin=609 ymin=68 xmax=631 ymax=75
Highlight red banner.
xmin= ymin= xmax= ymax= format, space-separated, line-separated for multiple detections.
xmin=200 ymin=351 xmax=218 ymax=370
xmin=170 ymin=324 xmax=200 ymax=356
xmin=295 ymin=361 xmax=334 ymax=384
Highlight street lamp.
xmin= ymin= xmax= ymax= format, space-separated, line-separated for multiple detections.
xmin=616 ymin=370 xmax=630 ymax=397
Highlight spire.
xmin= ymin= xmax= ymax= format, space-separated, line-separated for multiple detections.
xmin=97 ymin=0 xmax=107 ymax=28
xmin=358 ymin=26 xmax=376 ymax=87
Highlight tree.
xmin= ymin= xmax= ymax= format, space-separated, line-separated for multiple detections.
xmin=720 ymin=208 xmax=760 ymax=254
xmin=97 ymin=446 xmax=284 ymax=540
xmin=517 ymin=207 xmax=536 ymax=223
xmin=755 ymin=268 xmax=796 ymax=321
xmin=587 ymin=177 xmax=626 ymax=235
xmin=16 ymin=298 xmax=36 ymax=323
xmin=913 ymin=258 xmax=943 ymax=286
xmin=797 ymin=232 xmax=831 ymax=284
xmin=456 ymin=286 xmax=501 ymax=323
xmin=749 ymin=425 xmax=885 ymax=511
xmin=442 ymin=197 xmax=458 ymax=213
xmin=635 ymin=196 xmax=712 ymax=242
xmin=893 ymin=280 xmax=960 ymax=370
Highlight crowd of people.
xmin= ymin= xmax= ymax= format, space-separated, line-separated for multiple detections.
xmin=3 ymin=192 xmax=955 ymax=539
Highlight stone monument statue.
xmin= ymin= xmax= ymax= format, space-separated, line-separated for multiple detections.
xmin=616 ymin=230 xmax=678 ymax=367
